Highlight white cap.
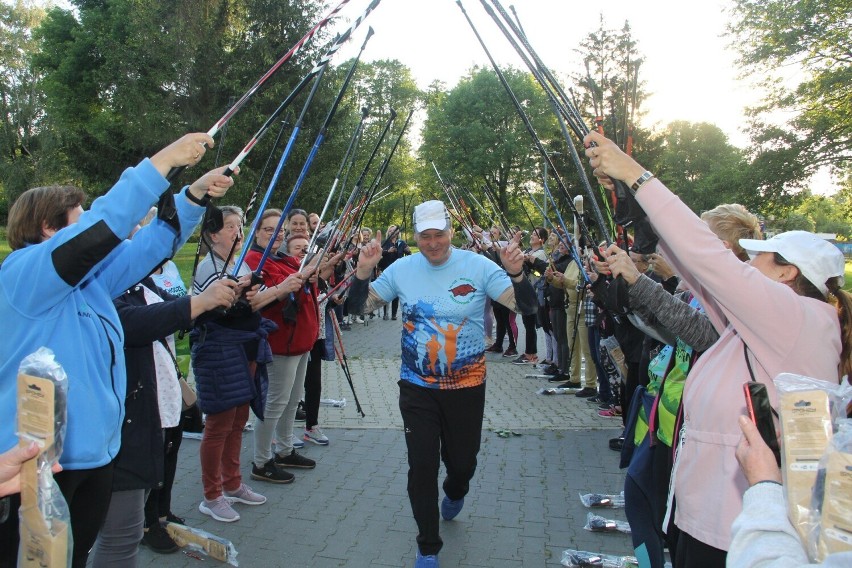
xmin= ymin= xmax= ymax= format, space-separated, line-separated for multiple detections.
xmin=413 ymin=200 xmax=450 ymax=234
xmin=739 ymin=230 xmax=845 ymax=296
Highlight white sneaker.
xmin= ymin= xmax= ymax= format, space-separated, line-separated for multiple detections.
xmin=304 ymin=426 xmax=330 ymax=446
xmin=290 ymin=434 xmax=305 ymax=449
xmin=224 ymin=483 xmax=267 ymax=505
xmin=199 ymin=496 xmax=240 ymax=522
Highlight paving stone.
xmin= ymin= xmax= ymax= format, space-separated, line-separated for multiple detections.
xmin=138 ymin=317 xmax=633 ymax=567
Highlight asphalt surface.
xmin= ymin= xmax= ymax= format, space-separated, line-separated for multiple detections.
xmin=136 ymin=315 xmax=632 ymax=568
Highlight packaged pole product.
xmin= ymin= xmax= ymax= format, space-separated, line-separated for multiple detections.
xmin=809 ymin=419 xmax=852 ymax=561
xmin=774 ymin=373 xmax=851 ymax=545
xmin=16 ymin=348 xmax=71 ymax=568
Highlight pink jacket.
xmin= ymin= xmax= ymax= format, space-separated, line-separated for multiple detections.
xmin=636 ymin=179 xmax=840 ymax=550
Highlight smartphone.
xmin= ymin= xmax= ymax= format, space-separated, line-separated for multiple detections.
xmin=743 ymin=382 xmax=782 ymax=467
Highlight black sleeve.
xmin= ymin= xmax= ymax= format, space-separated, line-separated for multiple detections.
xmin=347 ymin=276 xmax=370 ymax=314
xmin=530 ymin=257 xmax=549 ymax=273
xmin=512 ymin=278 xmax=538 ymax=316
xmin=115 ymin=293 xmax=193 ymax=347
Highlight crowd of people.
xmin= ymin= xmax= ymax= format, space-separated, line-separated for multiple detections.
xmin=0 ymin=127 xmax=849 ymax=568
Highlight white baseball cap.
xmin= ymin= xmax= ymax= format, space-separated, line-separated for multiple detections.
xmin=413 ymin=200 xmax=450 ymax=234
xmin=739 ymin=230 xmax=845 ymax=296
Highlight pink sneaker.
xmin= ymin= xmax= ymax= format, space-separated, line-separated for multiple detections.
xmin=598 ymin=407 xmax=622 ymax=418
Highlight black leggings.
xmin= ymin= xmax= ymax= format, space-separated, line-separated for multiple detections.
xmin=520 ymin=312 xmax=538 ymax=355
xmin=304 ymin=339 xmax=324 ymax=429
xmin=145 ymin=424 xmax=183 ymax=525
xmin=674 ymin=530 xmax=726 ymax=568
xmin=492 ymin=302 xmax=516 ymax=350
xmin=398 ymin=381 xmax=486 ymax=557
xmin=0 ymin=461 xmax=115 ymax=568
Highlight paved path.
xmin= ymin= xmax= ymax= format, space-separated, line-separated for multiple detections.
xmin=138 ymin=317 xmax=631 ymax=568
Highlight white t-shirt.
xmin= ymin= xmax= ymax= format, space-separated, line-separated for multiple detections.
xmin=141 ymin=284 xmax=182 ymax=428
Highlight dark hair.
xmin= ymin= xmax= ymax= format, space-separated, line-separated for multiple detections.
xmin=534 ymin=226 xmax=548 ymax=242
xmin=287 ymin=208 xmax=308 ymax=221
xmin=775 ymin=252 xmax=852 ymax=379
xmin=7 ymin=185 xmax=86 ymax=250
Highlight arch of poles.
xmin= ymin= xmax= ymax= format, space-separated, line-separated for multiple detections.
xmin=160 ymin=0 xmax=659 ymax=414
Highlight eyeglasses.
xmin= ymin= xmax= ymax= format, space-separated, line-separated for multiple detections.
xmin=260 ymin=227 xmax=281 ymax=235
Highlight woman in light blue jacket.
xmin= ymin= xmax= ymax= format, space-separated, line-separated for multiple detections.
xmin=0 ymin=133 xmax=235 ymax=568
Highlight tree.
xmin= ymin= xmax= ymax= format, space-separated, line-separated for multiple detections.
xmin=566 ymin=15 xmax=664 ymax=240
xmin=574 ymin=16 xmax=648 ymax=156
xmin=420 ymin=66 xmax=554 ymax=217
xmin=317 ymin=58 xmax=422 ymax=232
xmin=0 ymin=0 xmax=63 ymax=220
xmin=655 ymin=121 xmax=752 ymax=213
xmin=729 ymin=0 xmax=852 ymax=186
xmin=32 ymin=0 xmax=324 ymax=198
xmin=795 ymin=193 xmax=852 ymax=239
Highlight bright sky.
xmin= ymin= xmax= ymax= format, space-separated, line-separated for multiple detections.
xmin=336 ymin=0 xmax=760 ymax=147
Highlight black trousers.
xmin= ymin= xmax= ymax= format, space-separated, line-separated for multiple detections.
xmin=521 ymin=312 xmax=538 ymax=355
xmin=398 ymin=380 xmax=486 ymax=556
xmin=492 ymin=302 xmax=516 ymax=350
xmin=550 ymin=307 xmax=569 ymax=375
xmin=674 ymin=530 xmax=726 ymax=568
xmin=383 ymin=298 xmax=400 ymax=318
xmin=0 ymin=461 xmax=115 ymax=568
xmin=304 ymin=339 xmax=324 ymax=429
xmin=145 ymin=424 xmax=183 ymax=526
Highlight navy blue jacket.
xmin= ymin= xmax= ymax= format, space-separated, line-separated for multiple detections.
xmin=190 ymin=319 xmax=276 ymax=416
xmin=112 ymin=279 xmax=191 ymax=491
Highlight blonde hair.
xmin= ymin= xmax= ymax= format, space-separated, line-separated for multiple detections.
xmin=700 ymin=204 xmax=761 ymax=261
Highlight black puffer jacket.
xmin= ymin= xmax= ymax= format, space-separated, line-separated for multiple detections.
xmin=111 ymin=278 xmax=192 ymax=491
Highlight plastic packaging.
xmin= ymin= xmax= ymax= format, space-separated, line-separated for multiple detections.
xmin=579 ymin=492 xmax=625 ymax=508
xmin=538 ymin=387 xmax=581 ymax=395
xmin=773 ymin=373 xmax=851 ymax=545
xmin=165 ymin=522 xmax=239 ymax=566
xmin=560 ymin=549 xmax=638 ymax=567
xmin=808 ymin=419 xmax=852 ymax=561
xmin=320 ymin=397 xmax=346 ymax=408
xmin=584 ymin=512 xmax=631 ymax=534
xmin=16 ymin=347 xmax=72 ymax=568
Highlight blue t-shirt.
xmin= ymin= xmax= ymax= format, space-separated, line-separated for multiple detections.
xmin=372 ymin=248 xmax=511 ymax=389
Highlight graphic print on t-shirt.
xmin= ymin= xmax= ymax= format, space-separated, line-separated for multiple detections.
xmin=400 ymin=298 xmax=484 ymax=389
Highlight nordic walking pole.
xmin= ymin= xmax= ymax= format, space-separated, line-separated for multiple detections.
xmin=251 ymin=28 xmax=375 ymax=278
xmin=330 ymin=314 xmax=365 ymax=416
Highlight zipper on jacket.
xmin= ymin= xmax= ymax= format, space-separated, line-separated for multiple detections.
xmin=97 ymin=313 xmax=122 ymax=460
xmin=662 ymin=424 xmax=687 ymax=534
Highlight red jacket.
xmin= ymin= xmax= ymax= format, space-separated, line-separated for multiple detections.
xmin=244 ymin=246 xmax=318 ymax=355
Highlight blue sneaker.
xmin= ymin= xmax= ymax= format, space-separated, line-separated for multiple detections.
xmin=440 ymin=496 xmax=464 ymax=520
xmin=415 ymin=550 xmax=439 ymax=567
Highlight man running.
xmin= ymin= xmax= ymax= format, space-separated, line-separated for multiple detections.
xmin=348 ymin=200 xmax=537 ymax=568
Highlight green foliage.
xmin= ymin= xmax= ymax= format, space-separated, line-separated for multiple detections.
xmin=32 ymin=0 xmax=324 ymax=196
xmin=655 ymin=121 xmax=754 ymax=213
xmin=573 ymin=16 xmax=647 ymax=152
xmin=306 ymin=58 xmax=423 ymax=234
xmin=729 ymin=0 xmax=852 ymax=184
xmin=420 ymin=66 xmax=555 ymax=219
xmin=791 ymin=192 xmax=852 ymax=238
xmin=0 ymin=0 xmax=67 ymax=220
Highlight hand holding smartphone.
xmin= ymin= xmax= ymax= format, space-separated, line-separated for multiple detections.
xmin=743 ymin=382 xmax=782 ymax=467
